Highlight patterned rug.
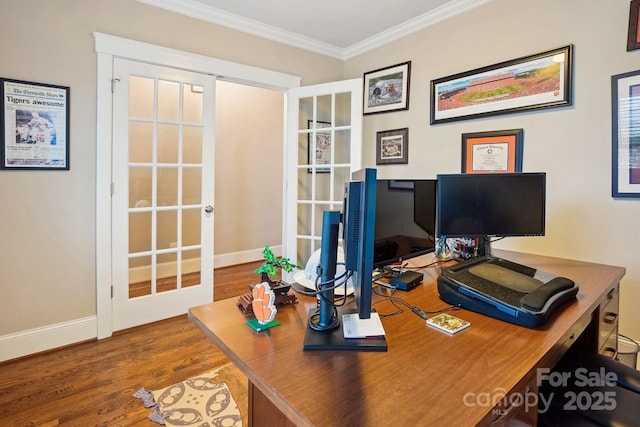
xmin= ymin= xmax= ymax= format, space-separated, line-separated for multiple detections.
xmin=134 ymin=363 xmax=248 ymax=426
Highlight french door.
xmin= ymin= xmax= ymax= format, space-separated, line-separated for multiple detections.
xmin=111 ymin=58 xmax=216 ymax=331
xmin=283 ymin=78 xmax=363 ymax=277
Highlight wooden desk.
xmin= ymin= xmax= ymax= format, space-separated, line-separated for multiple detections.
xmin=189 ymin=250 xmax=625 ymax=426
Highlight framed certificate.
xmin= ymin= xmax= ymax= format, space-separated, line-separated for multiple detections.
xmin=461 ymin=129 xmax=523 ymax=174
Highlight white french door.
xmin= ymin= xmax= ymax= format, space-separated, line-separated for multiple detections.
xmin=111 ymin=58 xmax=216 ymax=331
xmin=283 ymin=78 xmax=363 ymax=277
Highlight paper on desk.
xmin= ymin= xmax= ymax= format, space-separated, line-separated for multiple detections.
xmin=342 ymin=312 xmax=386 ymax=338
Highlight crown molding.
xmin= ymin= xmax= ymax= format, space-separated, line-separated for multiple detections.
xmin=344 ymin=0 xmax=494 ymax=59
xmin=138 ymin=0 xmax=494 ymax=60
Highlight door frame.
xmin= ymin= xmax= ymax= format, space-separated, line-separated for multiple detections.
xmin=94 ymin=32 xmax=301 ymax=338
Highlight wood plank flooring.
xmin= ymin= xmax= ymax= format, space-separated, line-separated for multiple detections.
xmin=0 ymin=261 xmax=263 ymax=426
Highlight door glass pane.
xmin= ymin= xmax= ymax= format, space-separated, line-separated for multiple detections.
xmin=158 ymin=80 xmax=180 ymax=122
xmin=297 ymin=239 xmax=312 ymax=270
xmin=129 ymin=166 xmax=152 ymax=208
xmin=157 ymin=123 xmax=179 ymax=164
xmin=183 ymin=126 xmax=203 ymax=164
xmin=182 ymin=208 xmax=201 ymax=247
xmin=129 ymin=255 xmax=151 ymax=298
xmin=183 ymin=168 xmax=201 ymax=205
xmin=298 ymin=132 xmax=310 ymax=166
xmin=313 ymin=204 xmax=326 ymax=236
xmin=129 ymin=121 xmax=153 ymax=163
xmin=298 ymin=97 xmax=313 ymax=130
xmin=157 ymin=210 xmax=177 ymax=250
xmin=314 ymin=174 xmax=331 ymax=201
xmin=334 ymin=129 xmax=351 ymax=164
xmin=156 ymin=252 xmax=178 ymax=293
xmin=183 ymin=84 xmax=203 ymax=124
xmin=129 ymin=76 xmax=154 ymax=119
xmin=157 ymin=167 xmax=178 ymax=206
xmin=297 ymin=170 xmax=312 ymax=201
xmin=316 ymin=95 xmax=332 ymax=124
xmin=335 ymin=92 xmax=351 ymax=127
xmin=297 ymin=203 xmax=311 ymax=236
xmin=182 ymin=248 xmax=201 ymax=288
xmin=129 ymin=211 xmax=151 ymax=253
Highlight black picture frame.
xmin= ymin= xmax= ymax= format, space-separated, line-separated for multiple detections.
xmin=1 ymin=78 xmax=70 ymax=170
xmin=628 ymin=0 xmax=640 ymax=51
xmin=376 ymin=127 xmax=409 ymax=165
xmin=307 ymin=120 xmax=331 ymax=173
xmin=611 ymin=69 xmax=640 ymax=198
xmin=430 ymin=45 xmax=573 ymax=124
xmin=363 ymin=61 xmax=411 ymax=115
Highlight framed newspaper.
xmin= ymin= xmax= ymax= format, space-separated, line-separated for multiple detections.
xmin=1 ymin=78 xmax=70 ymax=170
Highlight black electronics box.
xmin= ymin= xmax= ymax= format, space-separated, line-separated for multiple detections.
xmin=391 ymin=271 xmax=423 ymax=291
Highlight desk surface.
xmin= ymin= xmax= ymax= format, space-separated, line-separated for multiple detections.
xmin=189 ymin=250 xmax=625 ymax=426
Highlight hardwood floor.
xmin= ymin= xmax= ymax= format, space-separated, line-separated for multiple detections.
xmin=0 ymin=261 xmax=263 ymax=426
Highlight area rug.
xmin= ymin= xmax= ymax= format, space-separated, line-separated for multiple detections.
xmin=134 ymin=363 xmax=248 ymax=426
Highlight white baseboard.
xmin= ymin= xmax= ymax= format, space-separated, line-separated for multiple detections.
xmin=0 ymin=316 xmax=97 ymax=363
xmin=214 ymin=245 xmax=282 ymax=268
xmin=0 ymin=246 xmax=282 ymax=362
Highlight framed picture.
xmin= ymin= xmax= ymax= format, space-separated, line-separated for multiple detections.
xmin=1 ymin=78 xmax=70 ymax=170
xmin=628 ymin=0 xmax=640 ymax=51
xmin=611 ymin=70 xmax=640 ymax=198
xmin=376 ymin=128 xmax=408 ymax=165
xmin=461 ymin=129 xmax=523 ymax=174
xmin=430 ymin=45 xmax=573 ymax=124
xmin=307 ymin=120 xmax=331 ymax=173
xmin=363 ymin=61 xmax=411 ymax=115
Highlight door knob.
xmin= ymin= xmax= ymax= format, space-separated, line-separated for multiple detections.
xmin=204 ymin=205 xmax=214 ymax=213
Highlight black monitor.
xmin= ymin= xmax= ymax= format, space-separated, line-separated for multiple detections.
xmin=374 ymin=179 xmax=436 ymax=268
xmin=303 ymin=168 xmax=386 ymax=351
xmin=436 ymin=173 xmax=546 ymax=256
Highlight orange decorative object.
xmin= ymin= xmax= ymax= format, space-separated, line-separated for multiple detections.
xmin=251 ymin=282 xmax=277 ymax=325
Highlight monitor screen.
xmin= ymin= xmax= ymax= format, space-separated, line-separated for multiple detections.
xmin=374 ymin=180 xmax=436 ymax=268
xmin=436 ymin=173 xmax=546 ymax=238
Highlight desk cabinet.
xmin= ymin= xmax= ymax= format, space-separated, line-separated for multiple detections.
xmin=598 ymin=284 xmax=619 ymax=358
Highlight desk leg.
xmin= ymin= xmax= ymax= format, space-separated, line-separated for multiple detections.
xmin=248 ymin=381 xmax=296 ymax=427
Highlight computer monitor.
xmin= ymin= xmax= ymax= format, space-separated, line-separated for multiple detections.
xmin=303 ymin=168 xmax=386 ymax=351
xmin=436 ymin=173 xmax=546 ymax=256
xmin=373 ymin=179 xmax=436 ymax=268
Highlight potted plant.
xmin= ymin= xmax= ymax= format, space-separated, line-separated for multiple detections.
xmin=254 ymin=246 xmax=299 ymax=289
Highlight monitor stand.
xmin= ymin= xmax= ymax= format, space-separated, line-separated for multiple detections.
xmin=302 ymin=307 xmax=388 ymax=352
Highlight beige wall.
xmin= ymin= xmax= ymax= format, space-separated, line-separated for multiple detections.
xmin=0 ymin=0 xmax=342 ymax=337
xmin=345 ymin=0 xmax=640 ymax=340
xmin=214 ymin=81 xmax=284 ymax=254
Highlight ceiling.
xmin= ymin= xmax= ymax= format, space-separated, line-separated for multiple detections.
xmin=137 ymin=0 xmax=493 ymax=59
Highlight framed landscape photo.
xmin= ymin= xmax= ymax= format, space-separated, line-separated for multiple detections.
xmin=363 ymin=61 xmax=411 ymax=115
xmin=611 ymin=70 xmax=640 ymax=198
xmin=430 ymin=45 xmax=573 ymax=124
xmin=628 ymin=0 xmax=640 ymax=51
xmin=461 ymin=129 xmax=523 ymax=174
xmin=307 ymin=120 xmax=331 ymax=173
xmin=376 ymin=128 xmax=408 ymax=165
xmin=1 ymin=78 xmax=70 ymax=170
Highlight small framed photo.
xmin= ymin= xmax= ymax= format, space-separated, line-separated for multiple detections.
xmin=611 ymin=70 xmax=640 ymax=198
xmin=461 ymin=129 xmax=523 ymax=174
xmin=307 ymin=120 xmax=331 ymax=173
xmin=1 ymin=78 xmax=70 ymax=170
xmin=376 ymin=127 xmax=408 ymax=165
xmin=363 ymin=61 xmax=411 ymax=115
xmin=628 ymin=0 xmax=640 ymax=51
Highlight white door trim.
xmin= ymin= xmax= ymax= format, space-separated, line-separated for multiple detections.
xmin=94 ymin=32 xmax=301 ymax=339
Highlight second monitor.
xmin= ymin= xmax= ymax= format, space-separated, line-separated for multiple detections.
xmin=374 ymin=179 xmax=436 ymax=268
